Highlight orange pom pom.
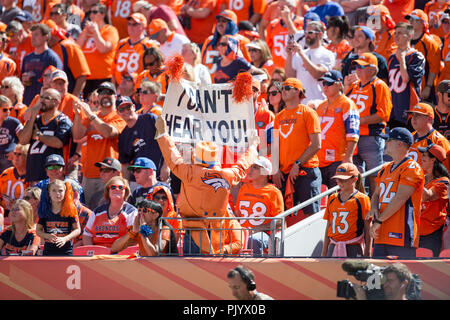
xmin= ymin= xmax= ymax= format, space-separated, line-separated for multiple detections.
xmin=60 ymin=182 xmax=79 ymax=218
xmin=232 ymin=72 xmax=253 ymax=104
xmin=166 ymin=54 xmax=185 ymax=82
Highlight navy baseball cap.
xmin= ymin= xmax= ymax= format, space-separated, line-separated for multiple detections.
xmin=127 ymin=157 xmax=157 ymax=171
xmin=319 ymin=70 xmax=343 ymax=83
xmin=95 ymin=157 xmax=122 ymax=171
xmin=45 ymin=154 xmax=65 ymax=167
xmin=15 ymin=11 xmax=33 ymax=22
xmin=116 ymin=96 xmax=133 ymax=108
xmin=380 ymin=127 xmax=413 ymax=146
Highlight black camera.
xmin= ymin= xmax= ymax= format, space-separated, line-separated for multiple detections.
xmin=336 ymin=260 xmax=386 ymax=300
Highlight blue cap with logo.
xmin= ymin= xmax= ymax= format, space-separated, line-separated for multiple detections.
xmin=380 ymin=127 xmax=413 ymax=146
xmin=127 ymin=157 xmax=156 ymax=171
xmin=116 ymin=95 xmax=133 ymax=108
xmin=45 ymin=154 xmax=65 ymax=167
xmin=319 ymin=70 xmax=343 ymax=83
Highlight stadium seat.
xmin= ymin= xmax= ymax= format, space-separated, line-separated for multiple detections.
xmin=416 ymin=247 xmax=433 ymax=257
xmin=73 ymin=245 xmax=110 ymax=256
xmin=118 ymin=245 xmax=139 ymax=255
xmin=439 ymin=249 xmax=450 ymax=257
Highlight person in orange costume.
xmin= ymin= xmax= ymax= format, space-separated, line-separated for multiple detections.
xmin=154 ymin=115 xmax=259 ymax=255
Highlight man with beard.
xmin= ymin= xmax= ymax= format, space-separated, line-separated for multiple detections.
xmin=17 ymin=88 xmax=72 ymax=185
xmin=285 ymin=20 xmax=335 ymax=104
xmin=72 ymin=81 xmax=126 ymax=209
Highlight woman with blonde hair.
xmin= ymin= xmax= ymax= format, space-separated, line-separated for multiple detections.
xmin=36 ymin=179 xmax=81 ymax=256
xmin=0 ymin=76 xmax=27 ymax=124
xmin=23 ymin=186 xmax=41 ymax=224
xmin=0 ymin=199 xmax=40 ymax=255
xmin=181 ymin=42 xmax=211 ymax=85
xmin=245 ymin=39 xmax=276 ymax=76
xmin=82 ymin=176 xmax=137 ymax=248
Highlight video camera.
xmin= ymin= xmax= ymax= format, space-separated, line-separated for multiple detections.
xmin=336 ymin=260 xmax=386 ymax=300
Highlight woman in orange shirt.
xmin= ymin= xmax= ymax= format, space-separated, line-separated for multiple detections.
xmin=418 ymin=143 xmax=449 ymax=257
xmin=77 ymin=3 xmax=119 ymax=98
xmin=326 ymin=16 xmax=352 ymax=71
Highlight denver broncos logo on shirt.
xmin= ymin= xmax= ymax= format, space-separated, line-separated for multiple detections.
xmin=201 ymin=172 xmax=230 ymax=191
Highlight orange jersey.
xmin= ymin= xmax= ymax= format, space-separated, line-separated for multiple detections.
xmin=420 ymin=177 xmax=449 ymax=236
xmin=109 ymin=0 xmax=140 ymax=39
xmin=201 ymin=33 xmax=251 ymax=75
xmin=323 ymin=191 xmax=370 ymax=242
xmin=408 ymin=128 xmax=450 ymax=167
xmin=266 ymin=17 xmax=303 ymax=69
xmin=21 ymin=0 xmax=46 ymax=22
xmin=0 ymin=53 xmax=17 ymax=84
xmin=81 ymin=24 xmax=119 ymax=79
xmin=0 ymin=167 xmax=29 ymax=209
xmin=221 ymin=0 xmax=267 ymax=22
xmin=81 ymin=111 xmax=127 ymax=178
xmin=424 ymin=1 xmax=449 ymax=39
xmin=112 ymin=37 xmax=159 ymax=85
xmin=9 ymin=34 xmax=33 ymax=76
xmin=184 ymin=0 xmax=219 ymax=45
xmin=373 ymin=29 xmax=397 ymax=63
xmin=316 ymin=94 xmax=360 ymax=167
xmin=274 ymin=104 xmax=321 ymax=173
xmin=411 ymin=33 xmax=441 ymax=90
xmin=384 ymin=0 xmax=414 ymax=23
xmin=136 ymin=69 xmax=170 ymax=95
xmin=346 ymin=77 xmax=393 ymax=136
xmin=235 ymin=182 xmax=284 ymax=229
xmin=326 ymin=39 xmax=352 ymax=69
xmin=438 ymin=34 xmax=450 ymax=84
xmin=375 ymin=158 xmax=424 ymax=247
xmin=51 ymin=39 xmax=91 ymax=82
xmin=83 ymin=202 xmax=137 ymax=247
xmin=58 ymin=93 xmax=81 ymax=121
xmin=11 ymin=102 xmax=27 ymax=125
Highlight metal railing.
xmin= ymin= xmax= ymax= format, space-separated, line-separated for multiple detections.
xmin=157 ymin=163 xmax=384 ymax=257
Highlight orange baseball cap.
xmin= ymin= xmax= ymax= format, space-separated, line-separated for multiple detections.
xmin=216 ymin=10 xmax=237 ymax=24
xmin=405 ymin=9 xmax=428 ymax=25
xmin=332 ymin=163 xmax=360 ymax=180
xmin=406 ymin=102 xmax=434 ymax=119
xmin=418 ymin=143 xmax=446 ymax=162
xmin=353 ymin=52 xmax=378 ymax=68
xmin=128 ymin=13 xmax=147 ymax=26
xmin=282 ymin=78 xmax=303 ymax=91
xmin=148 ymin=18 xmax=168 ymax=36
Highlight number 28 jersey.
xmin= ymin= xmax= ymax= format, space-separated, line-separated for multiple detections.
xmin=375 ymin=157 xmax=424 ymax=248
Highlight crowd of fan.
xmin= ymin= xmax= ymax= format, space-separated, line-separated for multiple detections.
xmin=0 ymin=0 xmax=448 ymax=258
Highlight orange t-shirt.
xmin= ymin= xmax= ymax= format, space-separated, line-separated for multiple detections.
xmin=316 ymin=94 xmax=360 ymax=167
xmin=0 ymin=167 xmax=29 ymax=210
xmin=420 ymin=177 xmax=449 ymax=236
xmin=266 ymin=17 xmax=303 ymax=69
xmin=184 ymin=0 xmax=219 ymax=45
xmin=346 ymin=77 xmax=393 ymax=136
xmin=438 ymin=34 xmax=450 ymax=84
xmin=109 ymin=0 xmax=141 ymax=39
xmin=235 ymin=182 xmax=284 ymax=229
xmin=323 ymin=191 xmax=370 ymax=242
xmin=374 ymin=158 xmax=424 ymax=247
xmin=112 ymin=37 xmax=159 ymax=85
xmin=52 ymin=40 xmax=91 ymax=82
xmin=408 ymin=128 xmax=450 ymax=168
xmin=81 ymin=24 xmax=120 ymax=79
xmin=221 ymin=0 xmax=267 ymax=22
xmin=9 ymin=34 xmax=33 ymax=76
xmin=424 ymin=1 xmax=449 ymax=39
xmin=274 ymin=104 xmax=321 ymax=173
xmin=373 ymin=29 xmax=397 ymax=63
xmin=0 ymin=53 xmax=17 ymax=84
xmin=80 ymin=110 xmax=127 ymax=178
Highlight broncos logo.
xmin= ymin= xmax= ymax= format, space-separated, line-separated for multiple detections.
xmin=201 ymin=172 xmax=230 ymax=192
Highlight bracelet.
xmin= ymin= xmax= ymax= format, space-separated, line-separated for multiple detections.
xmin=140 ymin=225 xmax=153 ymax=237
xmin=89 ymin=114 xmax=97 ymax=121
xmin=373 ymin=218 xmax=383 ymax=225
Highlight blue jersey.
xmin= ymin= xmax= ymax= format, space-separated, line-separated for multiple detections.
xmin=213 ymin=56 xmax=252 ymax=83
xmin=21 ymin=49 xmax=63 ymax=105
xmin=0 ymin=117 xmax=23 ymax=154
xmin=307 ymin=3 xmax=345 ymax=26
xmin=388 ymin=50 xmax=425 ymax=124
xmin=118 ymin=113 xmax=163 ymax=178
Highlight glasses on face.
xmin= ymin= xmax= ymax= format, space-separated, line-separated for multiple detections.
xmin=153 ymin=195 xmax=168 ymax=201
xmin=90 ymin=10 xmax=100 ymax=14
xmin=144 ymin=60 xmax=158 ymax=68
xmin=0 ymin=85 xmax=10 ymax=89
xmin=282 ymin=85 xmax=296 ymax=91
xmin=47 ymin=165 xmax=63 ymax=170
xmin=217 ymin=18 xmax=229 ymax=24
xmin=268 ymin=90 xmax=280 ymax=96
xmin=218 ymin=42 xmax=228 ymax=47
xmin=138 ymin=207 xmax=151 ymax=213
xmin=117 ymin=105 xmax=133 ymax=113
xmin=109 ymin=184 xmax=125 ymax=191
xmin=23 ymin=195 xmax=33 ymax=201
xmin=2 ymin=107 xmax=11 ymax=112
xmin=98 ymin=89 xmax=115 ymax=96
xmin=248 ymin=48 xmax=260 ymax=53
xmin=13 ymin=152 xmax=23 ymax=157
xmin=100 ymin=167 xmax=114 ymax=173
xmin=41 ymin=95 xmax=57 ymax=101
xmin=322 ymin=80 xmax=335 ymax=87
xmin=50 ymin=10 xmax=62 ymax=16
xmin=306 ymin=30 xmax=319 ymax=35
xmin=355 ymin=64 xmax=367 ymax=70
xmin=127 ymin=22 xmax=140 ymax=27
xmin=140 ymin=90 xmax=153 ymax=95
xmin=132 ymin=168 xmax=144 ymax=174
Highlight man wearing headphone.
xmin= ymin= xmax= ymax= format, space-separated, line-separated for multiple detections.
xmin=227 ymin=265 xmax=273 ymax=300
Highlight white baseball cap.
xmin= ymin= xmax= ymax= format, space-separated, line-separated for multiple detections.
xmin=253 ymin=156 xmax=272 ymax=175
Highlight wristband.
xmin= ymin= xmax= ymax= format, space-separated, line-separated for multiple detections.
xmin=139 ymin=225 xmax=153 ymax=237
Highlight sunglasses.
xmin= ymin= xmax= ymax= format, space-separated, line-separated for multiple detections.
xmin=117 ymin=105 xmax=133 ymax=113
xmin=23 ymin=196 xmax=33 ymax=201
xmin=2 ymin=107 xmax=11 ymax=112
xmin=153 ymin=195 xmax=168 ymax=201
xmin=248 ymin=48 xmax=260 ymax=53
xmin=268 ymin=91 xmax=280 ymax=96
xmin=282 ymin=85 xmax=297 ymax=91
xmin=140 ymin=90 xmax=153 ymax=95
xmin=218 ymin=42 xmax=228 ymax=47
xmin=132 ymin=168 xmax=145 ymax=173
xmin=322 ymin=80 xmax=336 ymax=87
xmin=98 ymin=89 xmax=115 ymax=96
xmin=41 ymin=95 xmax=57 ymax=101
xmin=13 ymin=152 xmax=24 ymax=157
xmin=100 ymin=168 xmax=114 ymax=173
xmin=90 ymin=10 xmax=101 ymax=14
xmin=355 ymin=64 xmax=367 ymax=70
xmin=127 ymin=22 xmax=140 ymax=27
xmin=47 ymin=165 xmax=63 ymax=170
xmin=144 ymin=60 xmax=158 ymax=68
xmin=0 ymin=85 xmax=10 ymax=89
xmin=306 ymin=30 xmax=319 ymax=35
xmin=109 ymin=184 xmax=125 ymax=191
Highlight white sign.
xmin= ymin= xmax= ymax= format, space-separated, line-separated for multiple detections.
xmin=161 ymin=79 xmax=256 ymax=147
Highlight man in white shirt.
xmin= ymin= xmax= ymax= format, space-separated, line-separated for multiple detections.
xmin=148 ymin=18 xmax=190 ymax=59
xmin=285 ymin=21 xmax=335 ymax=104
